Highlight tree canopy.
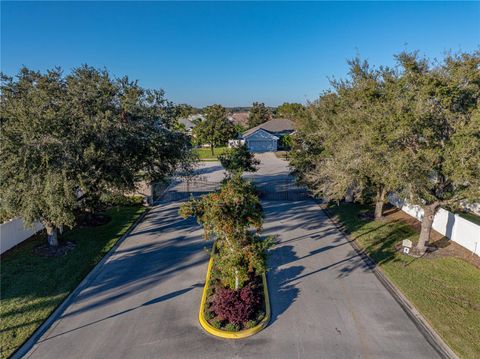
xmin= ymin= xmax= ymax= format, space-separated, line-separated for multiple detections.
xmin=291 ymin=51 xmax=480 ymax=254
xmin=174 ymin=103 xmax=197 ymax=119
xmin=393 ymin=51 xmax=480 ymax=253
xmin=0 ymin=66 xmax=193 ymax=246
xmin=218 ymin=144 xmax=260 ymax=175
xmin=248 ymin=102 xmax=271 ymax=128
xmin=179 ymin=175 xmax=270 ymax=289
xmin=292 ymin=60 xmax=401 ymax=219
xmin=193 ymin=104 xmax=237 ymax=155
xmin=276 ymin=102 xmax=306 ymax=121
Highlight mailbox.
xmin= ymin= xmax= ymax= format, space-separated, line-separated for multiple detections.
xmin=402 ymin=239 xmax=413 ymax=254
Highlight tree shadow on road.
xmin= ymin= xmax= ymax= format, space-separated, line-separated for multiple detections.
xmin=267 ymin=244 xmax=303 ymax=324
xmin=38 ymin=283 xmax=204 ymax=343
xmin=51 ymin=202 xmax=211 ymax=320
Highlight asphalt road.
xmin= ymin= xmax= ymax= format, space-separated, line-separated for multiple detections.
xmin=24 ymin=154 xmax=441 ymax=359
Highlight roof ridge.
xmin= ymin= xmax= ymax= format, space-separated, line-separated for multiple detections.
xmin=242 ymin=118 xmax=294 ymax=137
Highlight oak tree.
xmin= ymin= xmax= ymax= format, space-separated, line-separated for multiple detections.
xmin=193 ymin=104 xmax=236 ymax=155
xmin=248 ymin=102 xmax=271 ymax=128
xmin=1 ymin=66 xmax=193 ymax=246
xmin=394 ymin=51 xmax=480 ymax=254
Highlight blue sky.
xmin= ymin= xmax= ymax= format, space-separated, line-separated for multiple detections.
xmin=2 ymin=2 xmax=479 ymax=107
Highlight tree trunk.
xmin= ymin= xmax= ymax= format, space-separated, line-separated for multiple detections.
xmin=224 ymin=236 xmax=240 ymax=290
xmin=234 ymin=270 xmax=239 ymax=291
xmin=374 ymin=187 xmax=387 ymax=220
xmin=345 ymin=190 xmax=353 ymax=203
xmin=416 ymin=203 xmax=439 ymax=255
xmin=211 ymin=143 xmax=215 ymax=156
xmin=45 ymin=223 xmax=59 ymax=247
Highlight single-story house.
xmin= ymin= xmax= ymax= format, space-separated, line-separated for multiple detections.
xmin=177 ymin=117 xmax=195 ymax=134
xmin=227 ymin=112 xmax=249 ymax=127
xmin=177 ymin=114 xmax=205 ymax=134
xmin=240 ymin=118 xmax=294 ymax=152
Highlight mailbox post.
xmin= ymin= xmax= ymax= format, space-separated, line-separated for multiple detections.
xmin=402 ymin=239 xmax=413 ymax=254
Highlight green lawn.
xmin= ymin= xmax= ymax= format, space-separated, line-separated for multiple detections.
xmin=457 ymin=211 xmax=480 ymax=226
xmin=0 ymin=204 xmax=145 ymax=359
xmin=194 ymin=146 xmax=227 ymax=160
xmin=327 ymin=203 xmax=480 ymax=359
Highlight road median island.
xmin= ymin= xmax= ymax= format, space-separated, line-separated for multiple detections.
xmin=198 ymin=242 xmax=271 ymax=339
xmin=179 ymin=174 xmax=273 ymax=340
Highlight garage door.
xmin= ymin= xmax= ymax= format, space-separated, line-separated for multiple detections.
xmin=247 ymin=139 xmax=275 ymax=152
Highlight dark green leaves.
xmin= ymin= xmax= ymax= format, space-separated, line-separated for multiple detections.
xmin=0 ymin=66 xmax=193 ymax=232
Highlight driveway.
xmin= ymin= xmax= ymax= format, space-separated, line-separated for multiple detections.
xmin=24 ymin=153 xmax=441 ymax=358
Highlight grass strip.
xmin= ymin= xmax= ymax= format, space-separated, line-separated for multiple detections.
xmin=0 ymin=204 xmax=145 ymax=359
xmin=194 ymin=147 xmax=227 ymax=160
xmin=327 ymin=202 xmax=480 ymax=359
xmin=456 ymin=211 xmax=480 ymax=226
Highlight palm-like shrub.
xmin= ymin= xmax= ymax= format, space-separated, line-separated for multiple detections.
xmin=179 ymin=175 xmax=271 ymax=290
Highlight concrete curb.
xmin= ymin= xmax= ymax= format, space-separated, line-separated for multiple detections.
xmin=12 ymin=206 xmax=151 ymax=359
xmin=319 ymin=201 xmax=459 ymax=359
xmin=198 ymin=242 xmax=271 ymax=339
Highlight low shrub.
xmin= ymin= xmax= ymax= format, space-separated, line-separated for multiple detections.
xmin=256 ymin=311 xmax=265 ymax=322
xmin=211 ymin=319 xmax=222 ymax=329
xmin=211 ymin=281 xmax=261 ymax=325
xmin=224 ymin=323 xmax=240 ymax=332
xmin=244 ymin=320 xmax=257 ymax=329
xmin=100 ymin=193 xmax=144 ymax=207
xmin=204 ymin=310 xmax=214 ymax=320
xmin=206 ymin=287 xmax=214 ymax=297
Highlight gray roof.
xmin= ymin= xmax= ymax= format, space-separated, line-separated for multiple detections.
xmin=178 ymin=117 xmax=195 ymax=129
xmin=243 ymin=118 xmax=294 ymax=137
xmin=188 ymin=114 xmax=206 ymax=122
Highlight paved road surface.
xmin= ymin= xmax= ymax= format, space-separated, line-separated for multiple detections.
xmin=25 ymin=153 xmax=441 ymax=358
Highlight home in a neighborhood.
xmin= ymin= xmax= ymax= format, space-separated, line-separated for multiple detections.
xmin=177 ymin=117 xmax=195 ymax=134
xmin=227 ymin=111 xmax=249 ymax=128
xmin=241 ymin=118 xmax=294 ymax=152
xmin=177 ymin=114 xmax=206 ymax=133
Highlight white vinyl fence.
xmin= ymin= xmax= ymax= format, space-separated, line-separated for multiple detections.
xmin=389 ymin=195 xmax=480 ymax=256
xmin=0 ymin=218 xmax=44 ymax=255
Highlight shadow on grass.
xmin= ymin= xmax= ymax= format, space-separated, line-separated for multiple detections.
xmin=326 ymin=202 xmax=419 ymax=270
xmin=0 ymin=205 xmax=146 ymax=357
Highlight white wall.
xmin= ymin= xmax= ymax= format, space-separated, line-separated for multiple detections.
xmin=228 ymin=139 xmax=245 ymax=148
xmin=389 ymin=195 xmax=480 ymax=256
xmin=0 ymin=218 xmax=44 ymax=255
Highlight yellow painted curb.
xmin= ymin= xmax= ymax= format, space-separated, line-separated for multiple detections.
xmin=198 ymin=244 xmax=271 ymax=339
